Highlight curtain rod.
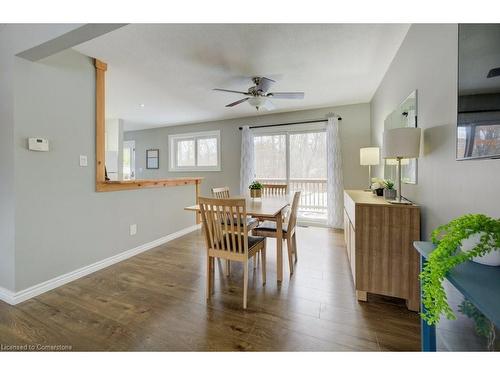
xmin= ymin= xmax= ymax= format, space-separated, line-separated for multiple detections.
xmin=238 ymin=117 xmax=342 ymax=130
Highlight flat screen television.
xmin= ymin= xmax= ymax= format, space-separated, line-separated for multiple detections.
xmin=457 ymin=24 xmax=500 ymax=160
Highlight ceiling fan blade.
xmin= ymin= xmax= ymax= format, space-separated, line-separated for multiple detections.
xmin=213 ymin=88 xmax=250 ymax=95
xmin=267 ymin=92 xmax=305 ymax=99
xmin=225 ymin=97 xmax=250 ymax=107
xmin=255 ymin=77 xmax=275 ymax=93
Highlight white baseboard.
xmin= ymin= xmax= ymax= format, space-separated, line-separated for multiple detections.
xmin=0 ymin=286 xmax=15 ymax=305
xmin=0 ymin=224 xmax=201 ymax=306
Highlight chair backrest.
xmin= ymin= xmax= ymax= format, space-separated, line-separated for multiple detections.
xmin=262 ymin=183 xmax=288 ymax=196
xmin=199 ymin=197 xmax=249 ymax=256
xmin=211 ymin=186 xmax=230 ymax=198
xmin=287 ymin=191 xmax=301 ymax=232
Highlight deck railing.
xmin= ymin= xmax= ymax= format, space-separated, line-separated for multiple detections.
xmin=258 ymin=178 xmax=328 ymax=216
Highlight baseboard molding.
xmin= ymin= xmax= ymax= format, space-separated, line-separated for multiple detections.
xmin=0 ymin=286 xmax=15 ymax=305
xmin=0 ymin=224 xmax=201 ymax=306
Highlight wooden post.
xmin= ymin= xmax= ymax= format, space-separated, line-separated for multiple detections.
xmin=195 ymin=179 xmax=201 ymax=224
xmin=95 ymin=59 xmax=107 ymax=189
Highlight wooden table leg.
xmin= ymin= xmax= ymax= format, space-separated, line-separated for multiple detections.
xmin=276 ymin=211 xmax=283 ymax=283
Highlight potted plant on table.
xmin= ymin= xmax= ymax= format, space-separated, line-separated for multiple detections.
xmin=249 ymin=181 xmax=263 ymax=198
xmin=383 ymin=179 xmax=397 ymax=200
xmin=420 ymin=214 xmax=500 ymax=326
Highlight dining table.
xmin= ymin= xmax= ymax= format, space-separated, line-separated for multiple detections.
xmin=184 ymin=194 xmax=291 ymax=282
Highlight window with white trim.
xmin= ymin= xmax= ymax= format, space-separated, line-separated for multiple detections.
xmin=169 ymin=130 xmax=221 ymax=171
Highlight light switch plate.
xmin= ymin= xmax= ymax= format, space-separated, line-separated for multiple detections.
xmin=79 ymin=155 xmax=88 ymax=167
xmin=130 ymin=224 xmax=137 ymax=236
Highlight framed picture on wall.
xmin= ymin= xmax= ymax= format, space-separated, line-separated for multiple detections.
xmin=146 ymin=149 xmax=159 ymax=169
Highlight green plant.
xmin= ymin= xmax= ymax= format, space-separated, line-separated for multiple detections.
xmin=383 ymin=179 xmax=395 ymax=190
xmin=420 ymin=214 xmax=500 ymax=326
xmin=458 ymin=299 xmax=496 ymax=350
xmin=248 ymin=181 xmax=263 ymax=190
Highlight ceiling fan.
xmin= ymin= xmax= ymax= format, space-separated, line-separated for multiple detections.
xmin=213 ymin=77 xmax=305 ymax=111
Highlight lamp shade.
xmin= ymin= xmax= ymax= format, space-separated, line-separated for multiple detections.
xmin=382 ymin=127 xmax=421 ymax=159
xmin=360 ymin=147 xmax=380 ymax=165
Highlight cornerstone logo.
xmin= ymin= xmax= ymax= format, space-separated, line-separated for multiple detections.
xmin=1 ymin=343 xmax=72 ymax=351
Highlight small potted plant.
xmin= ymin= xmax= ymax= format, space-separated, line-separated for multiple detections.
xmin=420 ymin=214 xmax=500 ymax=326
xmin=249 ymin=181 xmax=263 ymax=198
xmin=383 ymin=179 xmax=397 ymax=200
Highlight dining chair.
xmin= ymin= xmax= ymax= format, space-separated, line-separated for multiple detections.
xmin=199 ymin=197 xmax=266 ymax=309
xmin=261 ymin=183 xmax=288 ymax=196
xmin=252 ymin=191 xmax=300 ymax=275
xmin=211 ymin=186 xmax=230 ymax=198
xmin=211 ymin=185 xmax=259 ymax=272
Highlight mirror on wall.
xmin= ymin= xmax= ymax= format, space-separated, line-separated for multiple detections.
xmin=383 ymin=90 xmax=418 ymax=184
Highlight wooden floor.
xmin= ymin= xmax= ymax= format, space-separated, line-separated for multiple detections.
xmin=0 ymin=227 xmax=420 ymax=351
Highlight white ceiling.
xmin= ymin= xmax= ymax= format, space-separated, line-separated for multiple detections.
xmin=74 ymin=24 xmax=410 ymax=131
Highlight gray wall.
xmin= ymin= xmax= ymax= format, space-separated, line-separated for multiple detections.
xmin=371 ymin=24 xmax=500 ymax=239
xmin=12 ymin=49 xmax=196 ymax=291
xmin=125 ymin=103 xmax=372 ymax=197
xmin=0 ymin=29 xmax=16 ymax=291
xmin=0 ymin=25 xmax=85 ymax=291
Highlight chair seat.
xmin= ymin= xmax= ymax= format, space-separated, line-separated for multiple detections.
xmin=255 ymin=220 xmax=288 ymax=233
xmin=217 ymin=234 xmax=265 ymax=251
xmin=247 ymin=235 xmax=265 ymax=249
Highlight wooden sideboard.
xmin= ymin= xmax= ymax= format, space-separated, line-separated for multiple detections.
xmin=343 ymin=190 xmax=421 ymax=311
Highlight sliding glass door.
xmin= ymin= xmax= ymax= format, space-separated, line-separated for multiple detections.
xmin=254 ymin=129 xmax=327 ymax=225
xmin=254 ymin=134 xmax=286 ymax=180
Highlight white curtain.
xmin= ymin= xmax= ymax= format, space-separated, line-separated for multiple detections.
xmin=240 ymin=126 xmax=255 ymax=195
xmin=326 ymin=116 xmax=344 ymax=228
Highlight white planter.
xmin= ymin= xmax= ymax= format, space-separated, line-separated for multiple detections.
xmin=461 ymin=232 xmax=500 ymax=266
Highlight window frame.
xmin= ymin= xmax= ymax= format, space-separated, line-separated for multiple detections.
xmin=168 ymin=130 xmax=221 ymax=172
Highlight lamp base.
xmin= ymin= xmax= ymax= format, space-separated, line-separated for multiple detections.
xmin=387 ymin=198 xmax=414 ymax=205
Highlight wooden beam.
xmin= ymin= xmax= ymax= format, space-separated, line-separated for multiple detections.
xmin=95 ymin=58 xmax=107 ymax=188
xmin=96 ymin=178 xmax=203 ymax=192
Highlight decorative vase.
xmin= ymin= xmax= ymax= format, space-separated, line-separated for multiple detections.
xmin=375 ymin=188 xmax=384 ymax=196
xmin=250 ymin=188 xmax=262 ymax=198
xmin=461 ymin=232 xmax=500 ymax=266
xmin=384 ymin=188 xmax=397 ymax=200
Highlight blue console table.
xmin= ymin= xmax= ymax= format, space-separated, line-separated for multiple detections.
xmin=414 ymin=241 xmax=500 ymax=351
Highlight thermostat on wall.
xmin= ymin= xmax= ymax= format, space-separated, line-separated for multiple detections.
xmin=28 ymin=137 xmax=49 ymax=152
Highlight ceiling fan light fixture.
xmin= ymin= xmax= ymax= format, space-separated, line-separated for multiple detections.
xmin=248 ymin=96 xmax=268 ymax=110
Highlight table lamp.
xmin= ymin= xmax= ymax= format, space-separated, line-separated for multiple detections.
xmin=360 ymin=147 xmax=380 ymax=190
xmin=382 ymin=127 xmax=421 ymax=204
